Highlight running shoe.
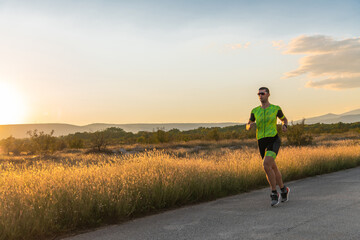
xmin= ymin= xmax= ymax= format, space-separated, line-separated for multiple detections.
xmin=280 ymin=187 xmax=290 ymax=202
xmin=270 ymin=192 xmax=280 ymax=207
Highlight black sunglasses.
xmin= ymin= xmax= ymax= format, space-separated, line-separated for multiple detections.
xmin=257 ymin=92 xmax=266 ymax=96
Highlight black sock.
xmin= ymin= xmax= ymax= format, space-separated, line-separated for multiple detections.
xmin=281 ymin=186 xmax=286 ymax=192
xmin=272 ymin=190 xmax=277 ymax=194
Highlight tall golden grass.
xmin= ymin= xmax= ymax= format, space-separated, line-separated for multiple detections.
xmin=0 ymin=141 xmax=360 ymax=240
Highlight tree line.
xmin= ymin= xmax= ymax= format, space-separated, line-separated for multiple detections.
xmin=1 ymin=121 xmax=359 ymax=155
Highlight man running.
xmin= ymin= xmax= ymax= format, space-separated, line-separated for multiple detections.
xmin=246 ymin=87 xmax=290 ymax=207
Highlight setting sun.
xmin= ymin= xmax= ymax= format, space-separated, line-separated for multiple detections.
xmin=0 ymin=82 xmax=26 ymax=125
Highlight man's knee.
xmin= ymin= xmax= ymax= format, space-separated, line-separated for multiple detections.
xmin=263 ymin=156 xmax=275 ymax=170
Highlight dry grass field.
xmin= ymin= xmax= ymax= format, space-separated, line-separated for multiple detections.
xmin=0 ymin=138 xmax=359 ymax=240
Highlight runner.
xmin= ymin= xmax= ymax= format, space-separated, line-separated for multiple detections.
xmin=246 ymin=87 xmax=290 ymax=206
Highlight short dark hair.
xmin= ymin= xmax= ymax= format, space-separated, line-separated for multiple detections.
xmin=259 ymin=87 xmax=269 ymax=93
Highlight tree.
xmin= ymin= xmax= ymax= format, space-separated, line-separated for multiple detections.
xmin=286 ymin=119 xmax=313 ymax=146
xmin=0 ymin=136 xmax=22 ymax=155
xmin=67 ymin=136 xmax=84 ymax=149
xmin=156 ymin=129 xmax=169 ymax=143
xmin=27 ymin=129 xmax=57 ymax=154
xmin=207 ymin=128 xmax=220 ymax=141
xmin=90 ymin=130 xmax=110 ymax=152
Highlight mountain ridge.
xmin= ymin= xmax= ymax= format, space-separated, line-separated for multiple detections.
xmin=294 ymin=108 xmax=360 ymax=124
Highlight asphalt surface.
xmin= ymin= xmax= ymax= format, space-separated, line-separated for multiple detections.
xmin=63 ymin=167 xmax=360 ymax=240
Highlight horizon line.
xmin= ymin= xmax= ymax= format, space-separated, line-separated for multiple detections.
xmin=0 ymin=122 xmax=243 ymax=127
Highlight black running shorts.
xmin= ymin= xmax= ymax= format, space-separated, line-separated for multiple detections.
xmin=257 ymin=134 xmax=281 ymax=159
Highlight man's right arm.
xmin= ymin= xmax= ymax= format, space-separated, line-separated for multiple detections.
xmin=246 ymin=120 xmax=256 ymax=130
xmin=246 ymin=112 xmax=256 ymax=130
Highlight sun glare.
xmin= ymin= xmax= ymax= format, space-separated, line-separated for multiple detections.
xmin=0 ymin=82 xmax=26 ymax=125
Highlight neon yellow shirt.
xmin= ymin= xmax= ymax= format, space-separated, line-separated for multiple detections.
xmin=249 ymin=104 xmax=285 ymax=140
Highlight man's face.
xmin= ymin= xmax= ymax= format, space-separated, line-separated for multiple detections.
xmin=257 ymin=89 xmax=269 ymax=103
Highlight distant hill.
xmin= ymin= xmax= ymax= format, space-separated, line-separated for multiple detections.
xmin=1 ymin=108 xmax=359 ymax=139
xmin=294 ymin=108 xmax=360 ymax=124
xmin=0 ymin=122 xmax=239 ymax=139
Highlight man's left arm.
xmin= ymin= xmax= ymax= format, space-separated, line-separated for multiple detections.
xmin=277 ymin=108 xmax=288 ymax=132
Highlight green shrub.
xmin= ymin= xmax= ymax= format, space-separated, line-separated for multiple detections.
xmin=90 ymin=130 xmax=110 ymax=152
xmin=26 ymin=130 xmax=58 ymax=154
xmin=286 ymin=119 xmax=313 ymax=146
xmin=0 ymin=136 xmax=26 ymax=155
xmin=67 ymin=136 xmax=84 ymax=149
xmin=207 ymin=128 xmax=220 ymax=141
xmin=156 ymin=129 xmax=169 ymax=143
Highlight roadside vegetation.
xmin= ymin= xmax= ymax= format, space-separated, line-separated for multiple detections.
xmin=0 ymin=122 xmax=359 ymax=239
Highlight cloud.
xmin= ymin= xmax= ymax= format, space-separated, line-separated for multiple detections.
xmin=272 ymin=40 xmax=285 ymax=50
xmin=224 ymin=42 xmax=251 ymax=50
xmin=203 ymin=42 xmax=251 ymax=53
xmin=243 ymin=42 xmax=250 ymax=49
xmin=306 ymin=77 xmax=360 ymax=90
xmin=285 ymin=35 xmax=360 ymax=54
xmin=279 ymin=35 xmax=360 ymax=90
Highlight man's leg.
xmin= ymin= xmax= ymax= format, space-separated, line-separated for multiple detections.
xmin=271 ymin=162 xmax=284 ymax=189
xmin=270 ymin=158 xmax=290 ymax=203
xmin=263 ymin=152 xmax=283 ymax=206
xmin=263 ymin=156 xmax=277 ymax=190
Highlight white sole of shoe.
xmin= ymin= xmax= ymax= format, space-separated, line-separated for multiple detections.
xmin=271 ymin=193 xmax=280 ymax=207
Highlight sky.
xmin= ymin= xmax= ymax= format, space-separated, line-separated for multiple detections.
xmin=0 ymin=0 xmax=359 ymax=125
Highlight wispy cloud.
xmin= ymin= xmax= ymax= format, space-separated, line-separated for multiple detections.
xmin=272 ymin=40 xmax=285 ymax=50
xmin=203 ymin=42 xmax=251 ymax=54
xmin=278 ymin=35 xmax=360 ymax=90
xmin=306 ymin=77 xmax=360 ymax=89
xmin=224 ymin=42 xmax=251 ymax=50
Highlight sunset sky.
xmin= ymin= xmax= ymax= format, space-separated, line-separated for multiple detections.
xmin=0 ymin=0 xmax=359 ymax=125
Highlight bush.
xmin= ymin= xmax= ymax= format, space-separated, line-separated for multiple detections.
xmin=156 ymin=129 xmax=169 ymax=143
xmin=90 ymin=130 xmax=110 ymax=152
xmin=286 ymin=119 xmax=313 ymax=146
xmin=0 ymin=136 xmax=26 ymax=155
xmin=27 ymin=129 xmax=58 ymax=154
xmin=207 ymin=128 xmax=220 ymax=141
xmin=67 ymin=136 xmax=84 ymax=149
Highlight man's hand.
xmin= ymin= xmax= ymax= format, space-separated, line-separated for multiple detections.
xmin=246 ymin=122 xmax=256 ymax=131
xmin=282 ymin=124 xmax=288 ymax=132
xmin=281 ymin=116 xmax=288 ymax=132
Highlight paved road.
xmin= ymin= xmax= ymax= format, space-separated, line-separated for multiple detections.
xmin=63 ymin=167 xmax=360 ymax=240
